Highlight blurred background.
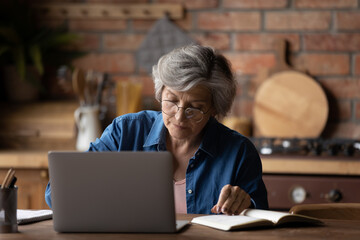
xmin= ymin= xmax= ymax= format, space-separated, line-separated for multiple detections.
xmin=0 ymin=0 xmax=360 ymax=211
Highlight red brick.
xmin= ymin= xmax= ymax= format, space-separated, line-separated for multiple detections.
xmin=356 ymin=54 xmax=360 ymax=75
xmin=139 ymin=75 xmax=155 ymax=97
xmin=319 ymin=78 xmax=360 ymax=99
xmin=72 ymin=53 xmax=135 ymax=73
xmin=295 ymin=0 xmax=358 ymax=9
xmin=73 ymin=33 xmax=100 ymax=51
xmin=336 ymin=12 xmax=360 ymax=30
xmin=337 ymin=101 xmax=352 ymax=121
xmin=69 ymin=19 xmax=127 ymax=31
xmin=230 ymin=98 xmax=254 ymax=118
xmin=133 ymin=14 xmax=192 ymax=31
xmin=234 ymin=33 xmax=300 ymax=51
xmin=192 ymin=33 xmax=230 ymax=50
xmin=266 ymin=11 xmax=331 ymax=31
xmin=174 ymin=13 xmax=193 ymax=31
xmin=356 ymin=101 xmax=360 ymax=120
xmin=224 ymin=53 xmax=275 ymax=75
xmin=36 ymin=19 xmax=66 ymax=29
xmin=323 ymin=122 xmax=360 ymax=138
xmin=304 ymin=34 xmax=360 ymax=51
xmin=294 ymin=54 xmax=350 ymax=75
xmin=198 ymin=12 xmax=261 ymax=31
xmin=156 ymin=0 xmax=218 ymax=10
xmin=223 ymin=0 xmax=287 ymax=9
xmin=103 ymin=34 xmax=145 ymax=51
xmin=133 ymin=20 xmax=157 ymax=31
xmin=86 ymin=0 xmax=148 ymax=3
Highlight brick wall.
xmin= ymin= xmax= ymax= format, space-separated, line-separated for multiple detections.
xmin=38 ymin=0 xmax=360 ymax=139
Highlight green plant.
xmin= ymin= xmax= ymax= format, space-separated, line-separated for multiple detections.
xmin=0 ymin=0 xmax=83 ymax=87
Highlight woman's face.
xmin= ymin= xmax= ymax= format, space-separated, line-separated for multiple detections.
xmin=161 ymin=85 xmax=214 ymax=142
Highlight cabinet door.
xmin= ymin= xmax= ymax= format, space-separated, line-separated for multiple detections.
xmin=0 ymin=169 xmax=50 ymax=209
xmin=263 ymin=174 xmax=360 ymax=210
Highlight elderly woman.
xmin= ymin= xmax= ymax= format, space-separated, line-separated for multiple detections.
xmin=45 ymin=45 xmax=268 ymax=214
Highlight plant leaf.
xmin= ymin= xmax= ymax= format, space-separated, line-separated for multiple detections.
xmin=12 ymin=45 xmax=26 ymax=81
xmin=0 ymin=26 xmax=20 ymax=43
xmin=29 ymin=44 xmax=43 ymax=75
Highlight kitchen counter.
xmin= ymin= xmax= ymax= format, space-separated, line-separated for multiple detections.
xmin=0 ymin=151 xmax=48 ymax=169
xmin=1 ymin=151 xmax=359 ymax=175
xmin=2 ymin=151 xmax=360 ymax=210
xmin=261 ymin=155 xmax=360 ymax=176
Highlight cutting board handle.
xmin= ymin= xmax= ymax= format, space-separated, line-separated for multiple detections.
xmin=273 ymin=39 xmax=291 ymax=73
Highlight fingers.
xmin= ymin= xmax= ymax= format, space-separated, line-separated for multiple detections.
xmin=214 ymin=184 xmax=232 ymax=213
xmin=212 ymin=185 xmax=251 ymax=215
xmin=230 ymin=191 xmax=251 ymax=215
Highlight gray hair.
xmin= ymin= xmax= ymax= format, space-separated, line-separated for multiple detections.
xmin=152 ymin=45 xmax=236 ymax=118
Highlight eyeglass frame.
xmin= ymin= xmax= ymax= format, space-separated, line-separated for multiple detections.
xmin=160 ymin=100 xmax=211 ymax=123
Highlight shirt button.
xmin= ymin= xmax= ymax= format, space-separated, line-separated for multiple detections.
xmin=196 ymin=152 xmax=200 ymax=157
xmin=188 ymin=189 xmax=193 ymax=194
xmin=190 ymin=164 xmax=194 ymax=168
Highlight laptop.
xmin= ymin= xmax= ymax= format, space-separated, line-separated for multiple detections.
xmin=48 ymin=151 xmax=189 ymax=233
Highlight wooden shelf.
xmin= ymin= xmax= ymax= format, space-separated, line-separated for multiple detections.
xmin=34 ymin=3 xmax=184 ymax=20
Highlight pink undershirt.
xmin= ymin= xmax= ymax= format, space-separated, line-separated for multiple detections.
xmin=174 ymin=179 xmax=187 ymax=214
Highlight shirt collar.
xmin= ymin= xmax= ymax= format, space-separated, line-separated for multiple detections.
xmin=143 ymin=113 xmax=167 ymax=148
xmin=197 ymin=117 xmax=218 ymax=158
xmin=143 ymin=113 xmax=219 ymax=158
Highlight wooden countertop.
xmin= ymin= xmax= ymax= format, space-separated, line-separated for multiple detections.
xmin=3 ymin=215 xmax=360 ymax=240
xmin=1 ymin=151 xmax=360 ymax=175
xmin=0 ymin=151 xmax=49 ymax=169
xmin=261 ymin=155 xmax=360 ymax=175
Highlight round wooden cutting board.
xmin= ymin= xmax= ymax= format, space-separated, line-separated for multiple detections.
xmin=253 ymin=71 xmax=328 ymax=138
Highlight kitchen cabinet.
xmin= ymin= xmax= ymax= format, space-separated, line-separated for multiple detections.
xmin=0 ymin=151 xmax=50 ymax=209
xmin=0 ymin=101 xmax=77 ymax=209
xmin=261 ymin=155 xmax=360 ymax=210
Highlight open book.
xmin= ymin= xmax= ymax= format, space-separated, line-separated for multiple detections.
xmin=191 ymin=209 xmax=323 ymax=231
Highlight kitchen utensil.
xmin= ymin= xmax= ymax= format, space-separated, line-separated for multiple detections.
xmin=116 ymin=81 xmax=143 ymax=116
xmin=84 ymin=70 xmax=101 ymax=106
xmin=95 ymin=73 xmax=108 ymax=105
xmin=136 ymin=15 xmax=195 ymax=73
xmin=72 ymin=68 xmax=86 ymax=106
xmin=253 ymin=40 xmax=328 ymax=138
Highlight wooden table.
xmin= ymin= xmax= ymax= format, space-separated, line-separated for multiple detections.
xmin=2 ymin=214 xmax=360 ymax=240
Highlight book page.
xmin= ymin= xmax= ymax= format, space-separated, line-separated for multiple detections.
xmin=191 ymin=215 xmax=271 ymax=231
xmin=242 ymin=209 xmax=323 ymax=225
xmin=242 ymin=209 xmax=291 ymax=223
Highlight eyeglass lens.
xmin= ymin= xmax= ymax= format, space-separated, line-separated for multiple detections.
xmin=162 ymin=101 xmax=203 ymax=121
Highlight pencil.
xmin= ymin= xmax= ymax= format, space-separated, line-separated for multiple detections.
xmin=1 ymin=168 xmax=15 ymax=189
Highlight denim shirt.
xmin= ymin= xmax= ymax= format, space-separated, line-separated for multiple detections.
xmin=45 ymin=110 xmax=268 ymax=213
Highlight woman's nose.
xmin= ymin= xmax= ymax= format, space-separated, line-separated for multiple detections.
xmin=175 ymin=107 xmax=186 ymax=121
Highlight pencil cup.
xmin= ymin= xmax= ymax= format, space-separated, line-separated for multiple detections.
xmin=0 ymin=186 xmax=18 ymax=233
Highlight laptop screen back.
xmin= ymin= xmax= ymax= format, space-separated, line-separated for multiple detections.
xmin=48 ymin=151 xmax=177 ymax=233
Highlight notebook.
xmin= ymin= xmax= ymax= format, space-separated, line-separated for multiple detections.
xmin=48 ymin=151 xmax=189 ymax=233
xmin=17 ymin=209 xmax=53 ymax=225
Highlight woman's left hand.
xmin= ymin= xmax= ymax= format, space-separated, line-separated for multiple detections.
xmin=211 ymin=184 xmax=251 ymax=215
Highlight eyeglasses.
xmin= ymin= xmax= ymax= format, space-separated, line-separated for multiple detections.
xmin=161 ymin=100 xmax=210 ymax=122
